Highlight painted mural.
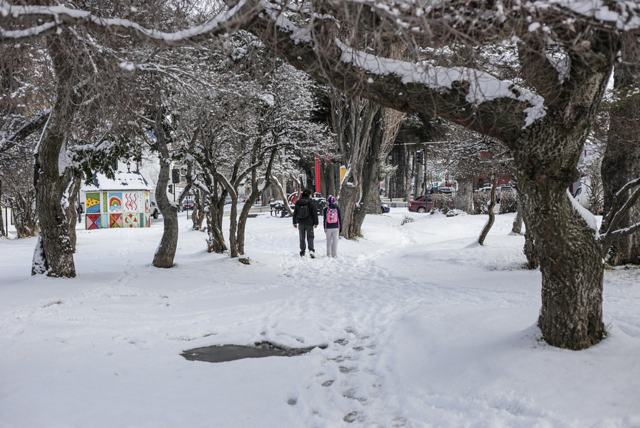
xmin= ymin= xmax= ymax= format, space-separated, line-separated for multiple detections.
xmin=86 ymin=193 xmax=100 ymax=214
xmin=87 ymin=214 xmax=101 ymax=230
xmin=123 ymin=212 xmax=140 ymax=228
xmin=108 ymin=193 xmax=123 ymax=213
xmin=110 ymin=213 xmax=122 ymax=228
xmin=85 ymin=191 xmax=150 ymax=229
xmin=124 ymin=192 xmax=139 ymax=212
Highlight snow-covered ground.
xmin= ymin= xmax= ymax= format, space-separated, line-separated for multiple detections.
xmin=1 ymin=209 xmax=639 ymax=428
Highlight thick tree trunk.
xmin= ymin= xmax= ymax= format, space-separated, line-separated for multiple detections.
xmin=601 ymin=39 xmax=640 ymax=265
xmin=521 ymin=176 xmax=604 ymax=349
xmin=152 ymin=110 xmax=179 ymax=268
xmin=206 ymin=190 xmax=227 ymax=253
xmin=512 ymin=194 xmax=524 ymax=234
xmin=517 ymin=117 xmax=607 ymax=349
xmin=32 ymin=35 xmax=78 ymax=277
xmin=153 ymin=156 xmax=179 ymax=268
xmin=478 ymin=176 xmax=498 ymax=245
xmin=364 ymin=123 xmax=383 ymax=215
xmin=455 ymin=176 xmax=473 ymax=214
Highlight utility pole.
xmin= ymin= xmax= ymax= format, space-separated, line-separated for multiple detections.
xmin=423 ymin=143 xmax=428 ymax=195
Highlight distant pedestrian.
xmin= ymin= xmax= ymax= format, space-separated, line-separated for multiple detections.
xmin=293 ymin=189 xmax=318 ymax=258
xmin=76 ymin=204 xmax=83 ymax=224
xmin=323 ymin=195 xmax=342 ymax=258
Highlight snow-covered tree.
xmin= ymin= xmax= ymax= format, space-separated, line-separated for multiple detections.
xmin=5 ymin=0 xmax=640 ymax=348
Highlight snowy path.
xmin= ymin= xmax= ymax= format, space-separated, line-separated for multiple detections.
xmin=1 ymin=210 xmax=639 ymax=427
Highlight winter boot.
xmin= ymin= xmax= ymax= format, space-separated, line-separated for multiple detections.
xmin=309 ymin=250 xmax=315 ymax=259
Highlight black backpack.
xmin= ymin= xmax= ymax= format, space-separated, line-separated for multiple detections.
xmin=297 ymin=203 xmax=310 ymax=219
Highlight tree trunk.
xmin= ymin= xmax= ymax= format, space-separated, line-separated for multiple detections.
xmin=64 ymin=175 xmax=81 ymax=253
xmin=273 ymin=177 xmax=294 ymax=216
xmin=413 ymin=152 xmax=423 ymax=200
xmin=32 ymin=35 xmax=78 ymax=277
xmin=335 ymin=96 xmax=381 ymax=239
xmin=207 ymin=195 xmax=228 ymax=253
xmin=601 ymin=38 xmax=640 ymax=265
xmin=0 ymin=181 xmax=5 ymax=237
xmin=517 ymin=117 xmax=608 ymax=349
xmin=512 ymin=193 xmax=524 ymax=234
xmin=152 ymin=110 xmax=179 ymax=268
xmin=364 ymin=122 xmax=383 ymax=215
xmin=478 ymin=176 xmax=498 ymax=245
xmin=236 ymin=148 xmax=277 ymax=255
xmin=455 ymin=176 xmax=473 ymax=214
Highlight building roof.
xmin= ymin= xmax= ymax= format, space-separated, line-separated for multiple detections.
xmin=81 ymin=171 xmax=152 ymax=192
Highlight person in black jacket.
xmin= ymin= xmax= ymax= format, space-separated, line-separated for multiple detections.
xmin=323 ymin=195 xmax=342 ymax=258
xmin=293 ymin=189 xmax=318 ymax=258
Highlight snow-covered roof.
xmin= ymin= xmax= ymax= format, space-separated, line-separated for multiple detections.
xmin=81 ymin=171 xmax=152 ymax=192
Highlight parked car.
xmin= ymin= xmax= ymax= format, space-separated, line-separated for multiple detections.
xmin=408 ymin=195 xmax=432 ymax=213
xmin=150 ymin=201 xmax=160 ymax=219
xmin=182 ymin=199 xmax=195 ymax=210
xmin=496 ymin=185 xmax=514 ymax=203
xmin=381 ymin=203 xmax=390 ymax=213
xmin=438 ymin=187 xmax=453 ymax=195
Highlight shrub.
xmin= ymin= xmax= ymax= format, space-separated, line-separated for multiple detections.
xmin=430 ymin=194 xmax=454 ymax=214
xmin=499 ymin=191 xmax=518 ymax=214
xmin=401 ymin=215 xmax=414 ymax=225
xmin=473 ymin=193 xmax=490 ymax=214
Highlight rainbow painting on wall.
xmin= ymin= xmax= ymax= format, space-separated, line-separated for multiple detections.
xmin=108 ymin=193 xmax=123 ymax=213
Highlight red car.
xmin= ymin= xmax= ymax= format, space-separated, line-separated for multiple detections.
xmin=408 ymin=195 xmax=432 ymax=213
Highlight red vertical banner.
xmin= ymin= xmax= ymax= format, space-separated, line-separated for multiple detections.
xmin=314 ymin=153 xmax=321 ymax=194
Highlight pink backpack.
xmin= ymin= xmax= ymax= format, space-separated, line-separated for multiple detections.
xmin=326 ymin=207 xmax=339 ymax=224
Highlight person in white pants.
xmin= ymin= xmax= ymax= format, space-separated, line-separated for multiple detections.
xmin=323 ymin=195 xmax=342 ymax=258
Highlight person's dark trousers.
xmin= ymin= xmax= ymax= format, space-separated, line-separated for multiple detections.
xmin=299 ymin=224 xmax=315 ymax=254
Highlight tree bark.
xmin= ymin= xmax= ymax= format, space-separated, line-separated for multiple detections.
xmin=455 ymin=176 xmax=473 ymax=214
xmin=152 ymin=110 xmax=179 ymax=268
xmin=206 ymin=179 xmax=228 ymax=253
xmin=63 ymin=175 xmax=81 ymax=253
xmin=32 ymin=35 xmax=78 ymax=277
xmin=512 ymin=195 xmax=524 ymax=234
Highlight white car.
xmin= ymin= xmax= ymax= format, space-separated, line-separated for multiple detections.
xmin=150 ymin=201 xmax=160 ymax=219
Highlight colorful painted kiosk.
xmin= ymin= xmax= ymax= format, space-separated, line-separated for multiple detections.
xmin=81 ymin=171 xmax=153 ymax=230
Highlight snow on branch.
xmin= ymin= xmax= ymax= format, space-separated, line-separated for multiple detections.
xmin=336 ymin=40 xmax=547 ymax=129
xmin=0 ymin=0 xmax=260 ymax=45
xmin=0 ymin=110 xmax=51 ymax=154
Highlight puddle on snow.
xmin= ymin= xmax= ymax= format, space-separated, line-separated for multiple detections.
xmin=181 ymin=341 xmax=327 ymax=363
